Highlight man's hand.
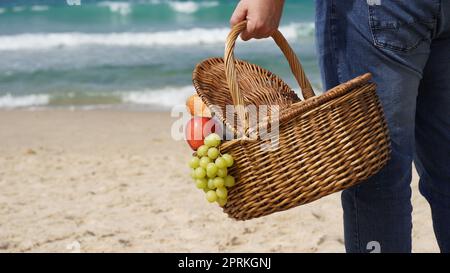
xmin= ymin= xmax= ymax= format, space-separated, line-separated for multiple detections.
xmin=230 ymin=0 xmax=285 ymax=41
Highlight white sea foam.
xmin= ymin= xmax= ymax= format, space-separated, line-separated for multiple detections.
xmin=98 ymin=1 xmax=132 ymax=16
xmin=31 ymin=5 xmax=49 ymax=12
xmin=169 ymin=1 xmax=198 ymax=13
xmin=168 ymin=1 xmax=219 ymax=14
xmin=280 ymin=22 xmax=315 ymax=39
xmin=0 ymin=94 xmax=50 ymax=108
xmin=0 ymin=22 xmax=314 ymax=51
xmin=122 ymin=86 xmax=193 ymax=108
xmin=140 ymin=0 xmax=162 ymax=4
xmin=12 ymin=6 xmax=25 ymax=13
xmin=0 ymin=86 xmax=193 ymax=109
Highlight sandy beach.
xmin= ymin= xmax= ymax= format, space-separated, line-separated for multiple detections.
xmin=0 ymin=110 xmax=439 ymax=252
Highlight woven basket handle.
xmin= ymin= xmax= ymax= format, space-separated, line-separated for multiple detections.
xmin=224 ymin=21 xmax=315 ymax=111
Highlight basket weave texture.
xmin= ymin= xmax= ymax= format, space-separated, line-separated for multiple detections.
xmin=193 ymin=21 xmax=391 ymax=220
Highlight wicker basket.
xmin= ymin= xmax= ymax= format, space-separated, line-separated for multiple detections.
xmin=193 ymin=21 xmax=391 ymax=220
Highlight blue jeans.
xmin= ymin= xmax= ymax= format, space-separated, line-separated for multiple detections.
xmin=315 ymin=0 xmax=450 ymax=253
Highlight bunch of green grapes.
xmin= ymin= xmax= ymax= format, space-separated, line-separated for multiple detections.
xmin=188 ymin=133 xmax=235 ymax=207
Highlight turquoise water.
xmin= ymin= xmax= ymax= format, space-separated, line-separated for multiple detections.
xmin=0 ymin=0 xmax=319 ymax=109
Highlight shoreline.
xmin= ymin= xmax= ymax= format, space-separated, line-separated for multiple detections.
xmin=0 ymin=105 xmax=177 ymax=113
xmin=0 ymin=109 xmax=438 ymax=252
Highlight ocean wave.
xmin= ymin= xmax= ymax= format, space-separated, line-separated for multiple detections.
xmin=0 ymin=5 xmax=49 ymax=14
xmin=97 ymin=1 xmax=132 ymax=16
xmin=168 ymin=1 xmax=219 ymax=14
xmin=122 ymin=86 xmax=193 ymax=107
xmin=0 ymin=86 xmax=194 ymax=109
xmin=96 ymin=0 xmax=219 ymax=14
xmin=0 ymin=94 xmax=50 ymax=108
xmin=31 ymin=5 xmax=49 ymax=12
xmin=0 ymin=0 xmax=220 ymax=16
xmin=0 ymin=22 xmax=314 ymax=51
xmin=12 ymin=6 xmax=25 ymax=13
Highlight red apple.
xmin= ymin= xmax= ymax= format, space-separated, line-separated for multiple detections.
xmin=185 ymin=117 xmax=220 ymax=150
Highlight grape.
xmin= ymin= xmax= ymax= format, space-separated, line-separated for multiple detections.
xmin=206 ymin=190 xmax=218 ymax=202
xmin=224 ymin=175 xmax=235 ymax=187
xmin=207 ymin=179 xmax=216 ymax=190
xmin=216 ymin=187 xmax=228 ymax=199
xmin=188 ymin=156 xmax=200 ymax=169
xmin=196 ymin=178 xmax=207 ymax=189
xmin=215 ymin=157 xmax=227 ymax=169
xmin=189 ymin=138 xmax=235 ymax=206
xmin=197 ymin=145 xmax=209 ymax=157
xmin=204 ymin=133 xmax=221 ymax=148
xmin=213 ymin=177 xmax=224 ymax=188
xmin=199 ymin=156 xmax=212 ymax=168
xmin=217 ymin=198 xmax=227 ymax=207
xmin=194 ymin=167 xmax=206 ymax=179
xmin=217 ymin=167 xmax=227 ymax=178
xmin=206 ymin=163 xmax=218 ymax=178
xmin=207 ymin=147 xmax=219 ymax=160
xmin=222 ymin=153 xmax=234 ymax=167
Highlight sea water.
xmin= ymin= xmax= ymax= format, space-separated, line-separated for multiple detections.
xmin=0 ymin=0 xmax=320 ymax=110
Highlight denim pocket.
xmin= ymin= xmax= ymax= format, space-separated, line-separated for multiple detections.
xmin=368 ymin=1 xmax=437 ymax=52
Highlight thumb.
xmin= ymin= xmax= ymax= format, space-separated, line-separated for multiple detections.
xmin=230 ymin=1 xmax=247 ymax=26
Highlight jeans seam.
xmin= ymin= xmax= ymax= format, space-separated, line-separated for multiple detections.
xmin=354 ymin=187 xmax=361 ymax=252
xmin=330 ymin=0 xmax=343 ymax=83
xmin=432 ymin=0 xmax=441 ymax=39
